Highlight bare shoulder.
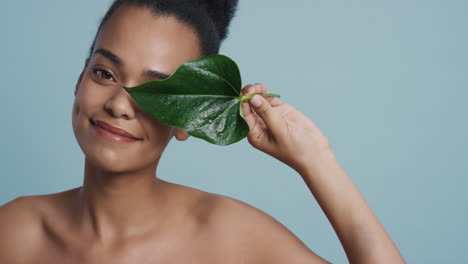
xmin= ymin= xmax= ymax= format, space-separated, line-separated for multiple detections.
xmin=0 ymin=195 xmax=46 ymax=263
xmin=0 ymin=195 xmax=44 ymax=237
xmin=205 ymin=193 xmax=331 ymax=264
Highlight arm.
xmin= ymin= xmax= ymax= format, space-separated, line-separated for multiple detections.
xmin=240 ymin=83 xmax=406 ymax=263
xmin=297 ymin=150 xmax=405 ymax=263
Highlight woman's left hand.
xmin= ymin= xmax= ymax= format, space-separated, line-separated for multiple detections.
xmin=241 ymin=83 xmax=334 ymax=173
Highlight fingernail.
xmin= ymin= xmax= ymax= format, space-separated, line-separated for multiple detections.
xmin=250 ymin=95 xmax=262 ymax=107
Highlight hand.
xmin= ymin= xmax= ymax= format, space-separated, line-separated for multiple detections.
xmin=241 ymin=83 xmax=334 ymax=173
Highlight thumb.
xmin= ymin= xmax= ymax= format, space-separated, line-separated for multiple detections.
xmin=249 ymin=95 xmax=281 ymax=132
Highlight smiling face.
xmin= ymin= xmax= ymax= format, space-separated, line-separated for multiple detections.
xmin=72 ymin=5 xmax=202 ymax=173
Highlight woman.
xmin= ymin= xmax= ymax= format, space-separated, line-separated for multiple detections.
xmin=0 ymin=0 xmax=405 ymax=263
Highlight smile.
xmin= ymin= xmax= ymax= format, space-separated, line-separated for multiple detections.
xmin=90 ymin=119 xmax=142 ymax=143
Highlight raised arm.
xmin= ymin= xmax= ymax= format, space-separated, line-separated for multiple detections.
xmin=241 ymin=83 xmax=406 ymax=263
xmin=297 ymin=149 xmax=405 ymax=263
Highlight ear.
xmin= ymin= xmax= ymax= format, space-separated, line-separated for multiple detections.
xmin=174 ymin=127 xmax=191 ymax=141
xmin=74 ymin=59 xmax=89 ymax=96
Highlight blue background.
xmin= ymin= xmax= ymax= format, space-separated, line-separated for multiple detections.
xmin=1 ymin=1 xmax=467 ymax=263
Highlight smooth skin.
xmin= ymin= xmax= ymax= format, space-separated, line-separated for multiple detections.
xmin=0 ymin=5 xmax=405 ymax=264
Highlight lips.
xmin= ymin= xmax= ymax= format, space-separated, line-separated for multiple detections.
xmin=91 ymin=119 xmax=142 ymax=141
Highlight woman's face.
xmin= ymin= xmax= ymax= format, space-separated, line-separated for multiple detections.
xmin=72 ymin=5 xmax=201 ymax=173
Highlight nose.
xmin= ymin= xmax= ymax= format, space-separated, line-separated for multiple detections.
xmin=104 ymin=88 xmax=136 ymax=120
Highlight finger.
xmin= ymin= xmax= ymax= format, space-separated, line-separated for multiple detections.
xmin=241 ymin=84 xmax=257 ymax=95
xmin=248 ymin=94 xmax=282 ymax=132
xmin=241 ymin=85 xmax=251 ymax=95
xmin=242 ymin=83 xmax=268 ymax=96
xmin=241 ymin=101 xmax=267 ymax=137
xmin=241 ymin=92 xmax=261 ymax=123
xmin=242 ymin=83 xmax=282 ymax=113
xmin=241 ymin=102 xmax=255 ymax=128
xmin=241 ymin=85 xmax=257 ymax=114
xmin=241 ymin=84 xmax=263 ymax=118
xmin=247 ymin=83 xmax=276 ymax=95
xmin=264 ymin=95 xmax=283 ymax=107
xmin=255 ymin=84 xmax=283 ymax=107
xmin=241 ymin=98 xmax=253 ymax=118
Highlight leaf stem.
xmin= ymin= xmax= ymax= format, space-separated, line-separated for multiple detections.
xmin=240 ymin=93 xmax=281 ymax=101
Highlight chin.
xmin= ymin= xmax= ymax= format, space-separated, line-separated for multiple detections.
xmin=73 ymin=134 xmax=144 ymax=174
xmin=84 ymin=147 xmax=147 ymax=174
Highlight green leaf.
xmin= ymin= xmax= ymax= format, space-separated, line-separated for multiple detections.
xmin=123 ymin=54 xmax=280 ymax=146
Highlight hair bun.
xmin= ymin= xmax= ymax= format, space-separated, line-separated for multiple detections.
xmin=196 ymin=0 xmax=239 ymax=41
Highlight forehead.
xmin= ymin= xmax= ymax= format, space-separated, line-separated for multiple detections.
xmin=93 ymin=5 xmax=201 ymax=73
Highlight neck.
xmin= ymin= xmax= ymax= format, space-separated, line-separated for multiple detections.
xmin=74 ymin=157 xmax=171 ymax=243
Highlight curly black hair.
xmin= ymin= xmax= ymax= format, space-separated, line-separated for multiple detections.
xmin=87 ymin=0 xmax=239 ymax=59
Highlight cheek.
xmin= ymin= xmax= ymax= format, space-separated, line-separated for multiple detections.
xmin=71 ymin=80 xmax=175 ymax=170
xmin=141 ymin=113 xmax=175 ymax=147
xmin=73 ymin=80 xmax=108 ymax=124
xmin=72 ymin=80 xmax=108 ymax=150
xmin=78 ymin=80 xmax=106 ymax=109
xmin=138 ymin=113 xmax=175 ymax=161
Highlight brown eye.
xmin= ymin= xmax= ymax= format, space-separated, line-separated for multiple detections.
xmin=93 ymin=68 xmax=115 ymax=81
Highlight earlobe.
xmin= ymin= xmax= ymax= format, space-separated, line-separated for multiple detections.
xmin=74 ymin=59 xmax=89 ymax=96
xmin=174 ymin=128 xmax=190 ymax=141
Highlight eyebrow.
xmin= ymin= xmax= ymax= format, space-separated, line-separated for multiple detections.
xmin=94 ymin=48 xmax=122 ymax=67
xmin=93 ymin=48 xmax=171 ymax=80
xmin=144 ymin=69 xmax=171 ymax=80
